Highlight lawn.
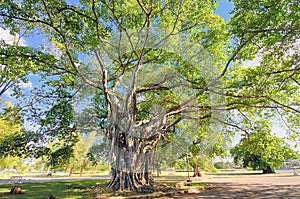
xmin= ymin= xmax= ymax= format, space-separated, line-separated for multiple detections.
xmin=0 ymin=180 xmax=108 ymax=199
xmin=0 ymin=178 xmax=205 ymax=199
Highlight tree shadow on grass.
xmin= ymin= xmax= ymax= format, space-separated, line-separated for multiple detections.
xmin=0 ymin=180 xmax=108 ymax=199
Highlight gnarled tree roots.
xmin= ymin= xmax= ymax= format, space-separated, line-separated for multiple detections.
xmin=106 ymin=169 xmax=155 ymax=192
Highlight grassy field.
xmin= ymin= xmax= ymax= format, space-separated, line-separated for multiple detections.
xmin=0 ymin=180 xmax=108 ymax=199
xmin=0 ymin=171 xmax=110 ymax=179
xmin=1 ymin=169 xmax=294 ymax=198
xmin=0 ymin=178 xmax=205 ymax=199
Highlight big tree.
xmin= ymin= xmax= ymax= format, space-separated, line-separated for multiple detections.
xmin=231 ymin=121 xmax=298 ymax=174
xmin=0 ymin=0 xmax=299 ymax=192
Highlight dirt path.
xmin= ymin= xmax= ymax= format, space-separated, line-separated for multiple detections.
xmin=155 ymin=183 xmax=300 ymax=198
xmin=154 ymin=171 xmax=300 ymax=199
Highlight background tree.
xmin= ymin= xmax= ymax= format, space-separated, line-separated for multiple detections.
xmin=88 ymin=137 xmax=110 ymax=166
xmin=67 ymin=132 xmax=97 ymax=176
xmin=0 ymin=156 xmax=31 ymax=173
xmin=189 ymin=137 xmax=227 ymax=177
xmin=0 ymin=23 xmax=73 ymax=167
xmin=177 ymin=120 xmax=229 ymax=177
xmin=231 ymin=121 xmax=298 ymax=174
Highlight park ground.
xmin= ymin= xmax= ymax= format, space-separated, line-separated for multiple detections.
xmin=155 ymin=169 xmax=300 ymax=198
xmin=0 ymin=169 xmax=299 ymax=198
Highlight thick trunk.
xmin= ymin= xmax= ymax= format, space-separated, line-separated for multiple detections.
xmin=192 ymin=164 xmax=202 ymax=177
xmin=106 ymin=149 xmax=154 ymax=192
xmin=105 ymin=100 xmax=165 ymax=192
xmin=107 ymin=168 xmax=154 ymax=192
xmin=262 ymin=166 xmax=275 ymax=174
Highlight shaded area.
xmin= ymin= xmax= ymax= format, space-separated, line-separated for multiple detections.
xmin=155 ymin=183 xmax=300 ymax=199
xmin=0 ymin=180 xmax=108 ymax=199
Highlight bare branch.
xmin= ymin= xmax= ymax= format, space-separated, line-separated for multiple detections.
xmin=211 ymin=116 xmax=250 ymax=135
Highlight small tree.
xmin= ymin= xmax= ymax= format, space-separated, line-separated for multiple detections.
xmin=231 ymin=125 xmax=298 ymax=174
xmin=67 ymin=132 xmax=97 ymax=176
xmin=189 ymin=133 xmax=228 ymax=177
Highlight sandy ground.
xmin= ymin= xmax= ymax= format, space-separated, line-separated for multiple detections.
xmin=154 ymin=170 xmax=300 ymax=198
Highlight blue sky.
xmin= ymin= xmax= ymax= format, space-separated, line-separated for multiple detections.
xmin=216 ymin=0 xmax=234 ymax=20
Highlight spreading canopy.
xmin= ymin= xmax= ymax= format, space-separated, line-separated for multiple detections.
xmin=0 ymin=0 xmax=299 ymax=191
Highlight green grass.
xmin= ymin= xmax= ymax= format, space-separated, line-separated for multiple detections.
xmin=0 ymin=179 xmax=191 ymax=199
xmin=0 ymin=180 xmax=109 ymax=199
xmin=207 ymin=171 xmax=288 ymax=177
xmin=0 ymin=171 xmax=110 ymax=179
xmin=188 ymin=182 xmax=206 ymax=188
xmin=0 ymin=172 xmax=207 ymax=198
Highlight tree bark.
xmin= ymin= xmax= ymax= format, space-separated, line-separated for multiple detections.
xmin=69 ymin=167 xmax=74 ymax=176
xmin=192 ymin=163 xmax=202 ymax=177
xmin=106 ymin=148 xmax=155 ymax=192
xmin=262 ymin=166 xmax=275 ymax=174
xmin=104 ymin=104 xmax=165 ymax=192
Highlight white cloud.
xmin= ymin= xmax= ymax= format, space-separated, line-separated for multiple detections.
xmin=242 ymin=39 xmax=300 ymax=68
xmin=242 ymin=55 xmax=263 ymax=68
xmin=19 ymin=81 xmax=33 ymax=90
xmin=0 ymin=27 xmax=26 ymax=46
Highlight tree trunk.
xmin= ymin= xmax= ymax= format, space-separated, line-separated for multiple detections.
xmin=105 ymin=98 xmax=165 ymax=192
xmin=192 ymin=163 xmax=202 ymax=177
xmin=106 ymin=149 xmax=155 ymax=192
xmin=79 ymin=166 xmax=83 ymax=177
xmin=156 ymin=169 xmax=161 ymax=178
xmin=46 ymin=166 xmax=52 ymax=177
xmin=262 ymin=166 xmax=275 ymax=174
xmin=80 ymin=156 xmax=88 ymax=177
xmin=69 ymin=167 xmax=74 ymax=176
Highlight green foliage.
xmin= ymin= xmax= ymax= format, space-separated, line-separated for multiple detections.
xmin=231 ymin=123 xmax=298 ymax=172
xmin=230 ymin=0 xmax=299 ymax=60
xmin=0 ymin=108 xmax=32 ymax=173
xmin=0 ymin=41 xmax=57 ymax=97
xmin=224 ymin=0 xmax=300 ymax=143
xmin=0 ymin=106 xmax=27 ymax=159
xmin=0 ymin=156 xmax=20 ymax=170
xmin=185 ymin=120 xmax=229 ymax=171
xmin=88 ymin=137 xmax=109 ymax=164
xmin=65 ymin=133 xmax=97 ymax=175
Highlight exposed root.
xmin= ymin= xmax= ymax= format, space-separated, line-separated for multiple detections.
xmin=8 ymin=186 xmax=26 ymax=194
xmin=42 ymin=194 xmax=57 ymax=199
